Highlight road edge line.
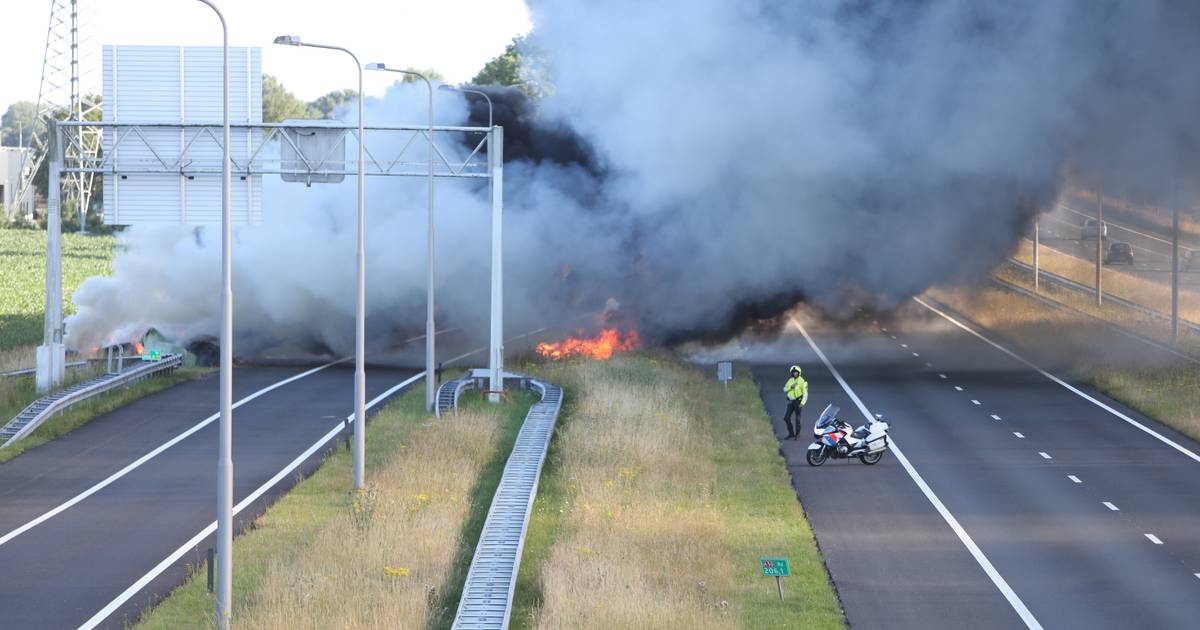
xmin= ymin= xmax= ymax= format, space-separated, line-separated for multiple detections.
xmin=914 ymin=296 xmax=1200 ymax=465
xmin=77 ymin=372 xmax=425 ymax=630
xmin=789 ymin=315 xmax=1044 ymax=630
xmin=0 ymin=360 xmax=344 ymax=548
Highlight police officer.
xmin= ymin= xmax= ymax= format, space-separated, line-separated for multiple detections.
xmin=783 ymin=365 xmax=808 ymax=439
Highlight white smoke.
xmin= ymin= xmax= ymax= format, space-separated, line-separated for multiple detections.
xmin=67 ymin=0 xmax=1200 ymax=353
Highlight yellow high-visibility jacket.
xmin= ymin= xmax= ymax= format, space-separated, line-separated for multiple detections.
xmin=784 ymin=375 xmax=808 ymax=405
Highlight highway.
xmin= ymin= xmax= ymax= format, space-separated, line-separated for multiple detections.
xmin=1038 ymin=203 xmax=1200 ymax=289
xmin=0 ymin=363 xmax=421 ymax=629
xmin=754 ymin=299 xmax=1200 ymax=630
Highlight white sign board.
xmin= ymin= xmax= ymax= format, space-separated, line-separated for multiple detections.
xmin=102 ymin=45 xmax=263 ymax=225
xmin=718 ymin=361 xmax=733 ymax=382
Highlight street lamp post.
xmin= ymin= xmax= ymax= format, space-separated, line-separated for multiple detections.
xmin=438 ymin=85 xmax=502 ymax=402
xmin=366 ymin=63 xmax=437 ymax=410
xmin=274 ymin=35 xmax=369 ymax=487
xmin=193 ymin=2 xmax=233 ymax=628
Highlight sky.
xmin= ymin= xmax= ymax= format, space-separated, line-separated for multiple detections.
xmin=0 ymin=0 xmax=532 ymax=112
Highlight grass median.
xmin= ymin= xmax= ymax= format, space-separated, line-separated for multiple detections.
xmin=512 ymin=354 xmax=842 ymax=629
xmin=135 ymin=383 xmax=535 ymax=629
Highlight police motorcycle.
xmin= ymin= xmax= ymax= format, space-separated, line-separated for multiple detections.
xmin=806 ymin=404 xmax=890 ymax=466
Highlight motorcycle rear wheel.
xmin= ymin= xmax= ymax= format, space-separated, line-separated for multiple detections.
xmin=859 ymin=451 xmax=885 ymax=465
xmin=807 ymin=447 xmax=828 ymax=467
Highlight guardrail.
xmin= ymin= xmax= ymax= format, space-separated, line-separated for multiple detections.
xmin=451 ymin=373 xmax=563 ymax=630
xmin=1 ymin=360 xmax=93 ymax=379
xmin=1006 ymin=258 xmax=1200 ymax=335
xmin=1 ymin=353 xmax=184 ymax=448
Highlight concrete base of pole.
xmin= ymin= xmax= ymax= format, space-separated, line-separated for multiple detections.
xmin=35 ymin=344 xmax=65 ymax=394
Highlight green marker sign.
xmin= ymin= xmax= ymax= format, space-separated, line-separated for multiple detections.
xmin=760 ymin=557 xmax=790 ymax=577
xmin=141 ymin=349 xmax=161 ymax=361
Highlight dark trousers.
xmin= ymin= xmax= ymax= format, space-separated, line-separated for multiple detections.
xmin=783 ymin=400 xmax=804 ymax=437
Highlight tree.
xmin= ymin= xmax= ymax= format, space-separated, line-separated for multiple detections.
xmin=395 ymin=68 xmax=445 ymax=85
xmin=470 ymin=34 xmax=552 ymax=98
xmin=310 ymin=88 xmax=358 ymax=119
xmin=263 ymin=74 xmax=318 ymax=122
xmin=1 ymin=101 xmax=38 ymax=147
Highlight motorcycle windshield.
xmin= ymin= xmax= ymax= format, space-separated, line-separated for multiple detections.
xmin=815 ymin=405 xmax=840 ymax=429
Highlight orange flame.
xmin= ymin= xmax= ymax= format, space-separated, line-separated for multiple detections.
xmin=134 ymin=342 xmax=145 ymax=355
xmin=535 ymin=328 xmax=640 ymax=361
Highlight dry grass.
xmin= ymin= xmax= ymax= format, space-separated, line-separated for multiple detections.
xmin=0 ymin=345 xmax=37 ymax=373
xmin=1013 ymin=237 xmax=1200 ymax=324
xmin=516 ymin=355 xmax=842 ymax=629
xmin=236 ymin=408 xmax=502 ymax=629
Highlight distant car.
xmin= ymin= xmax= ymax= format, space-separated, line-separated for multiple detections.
xmin=1084 ymin=220 xmax=1108 ymax=241
xmin=1104 ymin=241 xmax=1133 ymax=265
xmin=1082 ymin=219 xmax=1108 ymax=240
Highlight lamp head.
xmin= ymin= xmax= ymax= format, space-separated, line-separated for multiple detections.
xmin=273 ymin=35 xmax=301 ymax=46
xmin=364 ymin=62 xmax=387 ymax=71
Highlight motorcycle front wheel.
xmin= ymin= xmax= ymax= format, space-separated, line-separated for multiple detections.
xmin=859 ymin=451 xmax=885 ymax=465
xmin=806 ymin=446 xmax=828 ymax=467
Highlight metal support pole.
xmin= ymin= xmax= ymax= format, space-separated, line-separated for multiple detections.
xmin=1096 ymin=191 xmax=1103 ymax=307
xmin=36 ymin=121 xmax=65 ymax=394
xmin=775 ymin=576 xmax=784 ymax=601
xmin=1172 ymin=203 xmax=1180 ymax=343
xmin=488 ymin=126 xmax=504 ymax=402
xmin=196 ymin=2 xmax=233 ymax=627
xmin=425 ymin=79 xmax=437 ymax=412
xmin=1033 ymin=218 xmax=1040 ymax=292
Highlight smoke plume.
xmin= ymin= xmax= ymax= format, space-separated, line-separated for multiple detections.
xmin=66 ymin=1 xmax=1200 ymax=355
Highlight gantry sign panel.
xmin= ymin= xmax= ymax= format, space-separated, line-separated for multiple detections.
xmin=102 ymin=45 xmax=264 ymax=225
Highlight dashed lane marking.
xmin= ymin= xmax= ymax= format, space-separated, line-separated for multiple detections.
xmin=991 ymin=414 xmax=1002 ymax=420
xmin=939 ymin=373 xmax=948 ymax=379
xmin=912 ymin=352 xmax=920 ymax=357
xmin=790 ymin=315 xmax=1044 ymax=630
xmin=954 ymin=386 xmax=964 ymax=392
xmin=1146 ymin=534 xmax=1164 ymax=545
xmin=1039 ymin=452 xmax=1053 ymax=460
xmin=1068 ymin=475 xmax=1082 ymax=483
xmin=971 ymin=399 xmax=981 ymax=405
xmin=1014 ymin=432 xmax=1025 ymax=439
xmin=1103 ymin=502 xmax=1119 ymax=511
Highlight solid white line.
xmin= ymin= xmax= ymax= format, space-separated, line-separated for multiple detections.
xmin=1060 ymin=203 xmax=1196 ymax=252
xmin=954 ymin=386 xmax=964 ymax=392
xmin=991 ymin=414 xmax=1002 ymax=421
xmin=1068 ymin=475 xmax=1082 ymax=484
xmin=1103 ymin=502 xmax=1119 ymax=511
xmin=1146 ymin=534 xmax=1164 ymax=545
xmin=1039 ymin=452 xmax=1053 ymax=460
xmin=972 ymin=399 xmax=981 ymax=406
xmin=78 ymin=372 xmax=426 ymax=630
xmin=0 ymin=360 xmax=344 ymax=548
xmin=789 ymin=316 xmax=1043 ymax=630
xmin=915 ymin=297 xmax=1200 ymax=465
xmin=1014 ymin=432 xmax=1025 ymax=439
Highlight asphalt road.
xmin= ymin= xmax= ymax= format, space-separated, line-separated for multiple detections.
xmin=1039 ymin=203 xmax=1200 ymax=288
xmin=0 ymin=363 xmax=419 ymax=629
xmin=753 ymin=301 xmax=1200 ymax=630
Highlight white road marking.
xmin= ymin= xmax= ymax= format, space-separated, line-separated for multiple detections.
xmin=1068 ymin=475 xmax=1082 ymax=483
xmin=901 ymin=343 xmax=909 ymax=348
xmin=912 ymin=352 xmax=920 ymax=357
xmin=1039 ymin=452 xmax=1053 ymax=460
xmin=1145 ymin=534 xmax=1164 ymax=545
xmin=1103 ymin=502 xmax=1119 ymax=511
xmin=939 ymin=373 xmax=948 ymax=379
xmin=78 ymin=372 xmax=426 ymax=630
xmin=971 ymin=399 xmax=981 ymax=405
xmin=1060 ymin=203 xmax=1197 ymax=252
xmin=891 ymin=335 xmax=897 ymax=340
xmin=1194 ymin=573 xmax=1200 ymax=580
xmin=882 ymin=327 xmax=888 ymax=332
xmin=1014 ymin=432 xmax=1025 ymax=439
xmin=915 ymin=297 xmax=1200 ymax=465
xmin=790 ymin=316 xmax=1044 ymax=630
xmin=991 ymin=414 xmax=1002 ymax=421
xmin=925 ymin=362 xmax=933 ymax=368
xmin=0 ymin=360 xmax=344 ymax=548
xmin=954 ymin=386 xmax=964 ymax=392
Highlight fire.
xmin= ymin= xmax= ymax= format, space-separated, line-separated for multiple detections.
xmin=134 ymin=342 xmax=145 ymax=355
xmin=536 ymin=328 xmax=640 ymax=361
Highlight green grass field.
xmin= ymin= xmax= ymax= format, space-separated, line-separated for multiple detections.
xmin=0 ymin=228 xmax=117 ymax=351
